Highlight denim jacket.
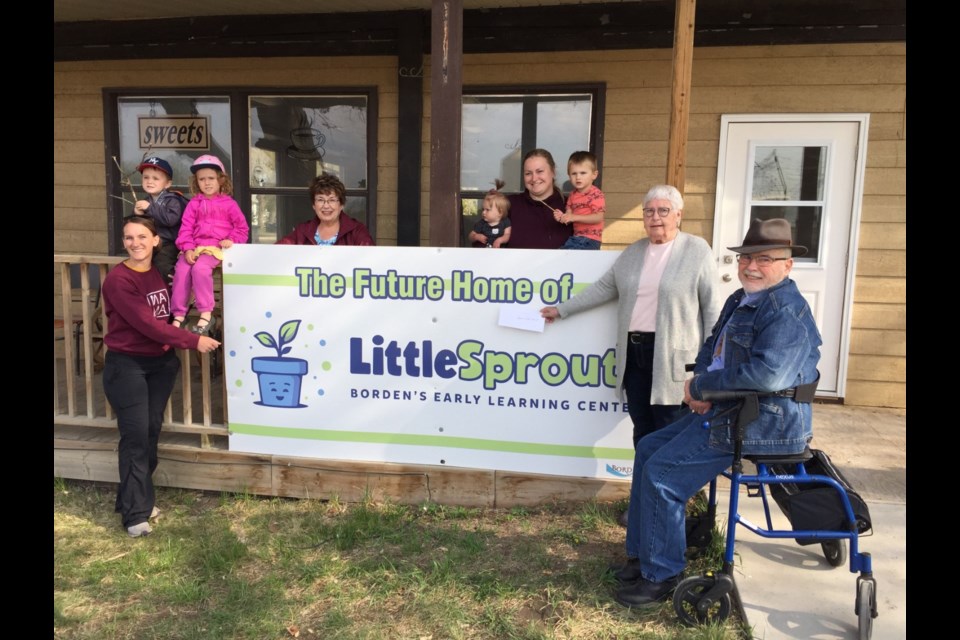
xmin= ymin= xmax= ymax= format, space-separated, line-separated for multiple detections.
xmin=688 ymin=278 xmax=822 ymax=455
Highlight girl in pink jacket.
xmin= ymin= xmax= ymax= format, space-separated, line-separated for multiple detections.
xmin=171 ymin=155 xmax=249 ymax=335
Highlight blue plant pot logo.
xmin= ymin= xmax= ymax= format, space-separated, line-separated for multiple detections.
xmin=251 ymin=320 xmax=309 ymax=408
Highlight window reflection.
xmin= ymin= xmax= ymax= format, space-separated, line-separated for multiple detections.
xmin=462 ymin=101 xmax=523 ymax=192
xmin=461 ymin=94 xmax=592 ymax=192
xmin=249 ymin=96 xmax=367 ymax=189
xmin=248 ymin=95 xmax=370 ymax=242
xmin=752 ymin=146 xmax=825 ymax=201
xmin=461 ymin=197 xmax=484 ymax=247
xmin=538 ymin=100 xmax=592 ymax=193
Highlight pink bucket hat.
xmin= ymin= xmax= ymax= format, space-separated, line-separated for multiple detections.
xmin=190 ymin=154 xmax=225 ymax=174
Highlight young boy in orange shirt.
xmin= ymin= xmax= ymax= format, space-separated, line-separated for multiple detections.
xmin=554 ymin=151 xmax=605 ymax=250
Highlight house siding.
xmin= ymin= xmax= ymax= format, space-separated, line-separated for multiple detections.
xmin=53 ymin=42 xmax=905 ymax=408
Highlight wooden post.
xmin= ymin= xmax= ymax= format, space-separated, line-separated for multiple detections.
xmin=428 ymin=0 xmax=463 ymax=247
xmin=397 ymin=11 xmax=425 ymax=246
xmin=59 ymin=262 xmax=77 ymax=416
xmin=666 ymin=0 xmax=696 ymax=190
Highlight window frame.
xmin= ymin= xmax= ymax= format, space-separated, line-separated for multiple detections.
xmin=104 ymin=87 xmax=378 ymax=253
xmin=458 ymin=83 xmax=606 ymax=246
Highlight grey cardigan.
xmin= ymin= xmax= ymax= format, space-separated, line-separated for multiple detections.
xmin=556 ymin=231 xmax=722 ymax=405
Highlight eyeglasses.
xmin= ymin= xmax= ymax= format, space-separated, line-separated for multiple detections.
xmin=642 ymin=207 xmax=673 ymax=218
xmin=737 ymin=254 xmax=790 ymax=267
xmin=314 ymin=197 xmax=340 ymax=206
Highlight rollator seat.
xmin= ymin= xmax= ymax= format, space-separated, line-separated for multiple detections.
xmin=745 ymin=446 xmax=813 ymax=467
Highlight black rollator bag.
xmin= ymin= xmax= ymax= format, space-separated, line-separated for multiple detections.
xmin=767 ymin=449 xmax=873 ymax=545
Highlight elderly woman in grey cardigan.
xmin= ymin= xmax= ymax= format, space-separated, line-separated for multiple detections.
xmin=542 ymin=185 xmax=721 ymax=448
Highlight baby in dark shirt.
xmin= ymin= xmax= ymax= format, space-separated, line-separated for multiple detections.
xmin=468 ymin=180 xmax=512 ymax=248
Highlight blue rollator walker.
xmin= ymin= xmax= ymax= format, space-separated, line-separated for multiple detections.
xmin=673 ymin=385 xmax=879 ymax=640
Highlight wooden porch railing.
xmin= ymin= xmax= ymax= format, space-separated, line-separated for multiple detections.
xmin=54 ymin=257 xmax=633 ymax=506
xmin=54 ymin=255 xmax=228 ymax=447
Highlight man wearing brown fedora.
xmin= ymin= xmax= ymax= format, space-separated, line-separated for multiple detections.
xmin=612 ymin=218 xmax=822 ymax=608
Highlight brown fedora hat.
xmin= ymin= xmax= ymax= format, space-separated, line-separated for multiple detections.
xmin=727 ymin=218 xmax=808 ymax=257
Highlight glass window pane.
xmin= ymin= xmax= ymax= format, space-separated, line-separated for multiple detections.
xmin=461 ymin=94 xmax=592 ymax=193
xmin=537 ymin=99 xmax=591 ymax=193
xmin=343 ymin=197 xmax=368 ymax=225
xmin=749 ymin=205 xmax=822 ymax=261
xmin=117 ymin=96 xmax=231 ymax=215
xmin=461 ymin=197 xmax=483 ymax=246
xmin=752 ymin=146 xmax=825 ymax=201
xmin=250 ymin=149 xmax=278 ymax=188
xmin=461 ymin=99 xmax=523 ymax=192
xmin=251 ymin=194 xmax=289 ymax=245
xmin=249 ymin=96 xmax=368 ymax=189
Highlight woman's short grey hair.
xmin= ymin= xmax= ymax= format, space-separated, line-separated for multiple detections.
xmin=643 ymin=185 xmax=684 ymax=211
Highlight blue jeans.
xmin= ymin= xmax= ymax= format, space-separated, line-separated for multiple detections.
xmin=625 ymin=410 xmax=731 ymax=582
xmin=560 ymin=235 xmax=601 ymax=250
xmin=623 ymin=334 xmax=685 ymax=447
xmin=103 ymin=350 xmax=180 ymax=528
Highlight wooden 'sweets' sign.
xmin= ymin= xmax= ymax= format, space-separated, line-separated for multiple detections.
xmin=138 ymin=116 xmax=210 ymax=150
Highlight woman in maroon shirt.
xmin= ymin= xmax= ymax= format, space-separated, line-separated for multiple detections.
xmin=276 ymin=173 xmax=374 ymax=246
xmin=506 ymin=148 xmax=572 ymax=249
xmin=101 ymin=216 xmax=220 ymax=537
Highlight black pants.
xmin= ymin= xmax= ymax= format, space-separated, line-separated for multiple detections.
xmin=622 ymin=333 xmax=685 ymax=448
xmin=103 ymin=349 xmax=180 ymax=528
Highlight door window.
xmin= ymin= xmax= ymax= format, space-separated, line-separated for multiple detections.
xmin=749 ymin=145 xmax=827 ymax=261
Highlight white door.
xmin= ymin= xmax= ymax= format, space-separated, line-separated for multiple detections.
xmin=713 ymin=115 xmax=868 ymax=398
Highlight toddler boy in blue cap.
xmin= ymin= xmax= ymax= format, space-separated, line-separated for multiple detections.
xmin=134 ymin=157 xmax=189 ymax=282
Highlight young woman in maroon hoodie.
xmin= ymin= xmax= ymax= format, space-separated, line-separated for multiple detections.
xmin=101 ymin=215 xmax=220 ymax=537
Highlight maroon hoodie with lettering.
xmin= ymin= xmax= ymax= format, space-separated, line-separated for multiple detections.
xmin=102 ymin=263 xmax=200 ymax=356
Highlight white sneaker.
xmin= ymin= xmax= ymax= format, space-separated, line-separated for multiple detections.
xmin=127 ymin=522 xmax=153 ymax=538
xmin=150 ymin=506 xmax=161 ymax=520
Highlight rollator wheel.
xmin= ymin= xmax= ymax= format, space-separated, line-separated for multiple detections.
xmin=857 ymin=579 xmax=875 ymax=640
xmin=673 ymin=575 xmax=731 ymax=626
xmin=822 ymin=540 xmax=847 ymax=567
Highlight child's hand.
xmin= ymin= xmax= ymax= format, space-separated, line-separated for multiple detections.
xmin=184 ymin=249 xmax=197 ymax=265
xmin=560 ymin=212 xmax=572 ymax=225
xmin=492 ymin=238 xmax=505 ymax=248
xmin=552 ymin=209 xmax=564 ymax=222
xmin=219 ymin=239 xmax=234 ymax=249
xmin=134 ymin=200 xmax=150 ymax=214
xmin=473 ymin=233 xmax=488 ymax=245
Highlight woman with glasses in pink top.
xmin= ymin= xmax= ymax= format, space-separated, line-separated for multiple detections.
xmin=541 ymin=185 xmax=723 ymax=524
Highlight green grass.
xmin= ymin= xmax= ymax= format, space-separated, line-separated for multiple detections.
xmin=54 ymin=478 xmax=744 ymax=640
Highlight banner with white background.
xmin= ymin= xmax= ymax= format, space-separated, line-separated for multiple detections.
xmin=223 ymin=245 xmax=635 ymax=479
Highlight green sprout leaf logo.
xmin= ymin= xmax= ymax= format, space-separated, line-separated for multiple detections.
xmin=254 ymin=320 xmax=302 ymax=358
